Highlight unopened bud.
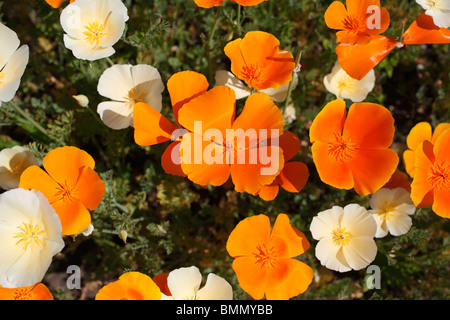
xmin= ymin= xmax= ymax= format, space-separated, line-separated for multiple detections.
xmin=72 ymin=94 xmax=89 ymax=107
xmin=118 ymin=230 xmax=128 ymax=244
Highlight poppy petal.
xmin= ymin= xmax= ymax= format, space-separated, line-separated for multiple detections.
xmin=231 ymin=256 xmax=267 ymax=300
xmin=258 ymin=183 xmax=280 ymax=201
xmin=19 ymin=166 xmax=61 ymax=204
xmin=324 ymin=1 xmax=348 ymax=30
xmin=278 ymin=162 xmax=309 ymax=193
xmin=167 ymin=71 xmax=209 ymax=124
xmin=271 ymin=213 xmax=310 ymax=258
xmin=133 ymin=102 xmax=178 ymax=146
xmin=51 ymin=198 xmax=91 ymax=236
xmin=279 ymin=131 xmax=301 ymax=162
xmin=411 ymin=141 xmax=435 ymax=207
xmin=161 ymin=141 xmax=186 ymax=177
xmin=402 ymin=13 xmax=450 ymax=45
xmin=73 ymin=166 xmax=105 ymax=211
xmin=309 ymin=99 xmax=346 ymax=144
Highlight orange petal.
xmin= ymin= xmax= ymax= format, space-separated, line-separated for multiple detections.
xmin=42 ymin=146 xmax=95 ymax=188
xmin=231 ymin=256 xmax=268 ymax=300
xmin=336 ymin=35 xmax=397 ymax=80
xmin=410 ymin=141 xmax=435 ymax=207
xmin=152 ymin=273 xmax=171 ymax=296
xmin=258 ymin=183 xmax=280 ymax=201
xmin=73 ymin=166 xmax=105 ymax=211
xmin=431 ymin=123 xmax=450 ymax=144
xmin=178 ymin=86 xmax=236 ymax=139
xmin=0 ymin=283 xmax=54 ymax=300
xmin=348 ymin=148 xmax=399 ymax=195
xmin=95 ymin=272 xmax=161 ymax=300
xmin=434 ymin=127 xmax=450 ymax=164
xmin=309 ymin=99 xmax=347 ymax=144
xmin=324 ymin=1 xmax=348 ymax=30
xmin=237 ymin=31 xmax=279 ymax=70
xmin=193 ymin=0 xmax=225 ymax=8
xmin=406 ymin=122 xmax=432 ymax=151
xmin=167 ymin=71 xmax=209 ymax=124
xmin=365 ymin=7 xmax=391 ymax=36
xmin=402 ymin=13 xmax=450 ymax=45
xmin=263 ymin=50 xmax=296 ymax=89
xmin=231 ymin=0 xmax=267 ymax=6
xmin=382 ymin=169 xmax=411 ymax=192
xmin=279 ymin=131 xmax=301 ymax=162
xmin=133 ymin=102 xmax=178 ymax=146
xmin=19 ymin=166 xmax=61 ymax=204
xmin=226 ymin=214 xmax=272 ymax=258
xmin=232 ymin=93 xmax=284 ymax=145
xmin=161 ymin=141 xmax=186 ymax=177
xmin=278 ymin=162 xmax=309 ymax=193
xmin=179 ymin=132 xmax=230 ymax=187
xmin=52 ymin=198 xmax=91 ymax=236
xmin=343 ymin=102 xmax=395 ymax=149
xmin=265 ymin=258 xmax=313 ymax=300
xmin=230 ymin=145 xmax=284 ymax=195
xmin=45 ymin=0 xmax=63 ymax=8
xmin=271 ymin=213 xmax=310 ymax=258
xmin=433 ymin=188 xmax=450 ymax=218
xmin=311 ymin=141 xmax=354 ymax=190
xmin=346 ymin=0 xmax=381 ymax=17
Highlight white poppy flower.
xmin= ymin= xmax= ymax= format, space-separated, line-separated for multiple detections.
xmin=215 ymin=70 xmax=298 ymax=102
xmin=60 ymin=0 xmax=129 ymax=61
xmin=323 ymin=61 xmax=375 ymax=103
xmin=0 ymin=189 xmax=65 ymax=288
xmin=0 ymin=146 xmax=39 ymax=190
xmin=310 ymin=204 xmax=378 ymax=273
xmin=369 ymin=187 xmax=416 ymax=238
xmin=97 ymin=64 xmax=164 ymax=130
xmin=0 ymin=23 xmax=29 ymax=107
xmin=162 ymin=266 xmax=233 ymax=300
xmin=416 ymin=0 xmax=450 ymax=28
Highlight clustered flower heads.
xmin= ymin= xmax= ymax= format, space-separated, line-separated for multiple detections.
xmin=0 ymin=0 xmax=449 ymax=301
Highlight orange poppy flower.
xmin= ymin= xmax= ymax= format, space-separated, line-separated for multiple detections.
xmin=309 ymin=99 xmax=398 ymax=196
xmin=19 ymin=146 xmax=105 ymax=236
xmin=334 ymin=13 xmax=450 ymax=80
xmin=226 ymin=213 xmax=313 ymax=300
xmin=177 ymin=89 xmax=285 ymax=195
xmin=231 ymin=0 xmax=268 ymax=6
xmin=0 ymin=283 xmax=53 ymax=300
xmin=45 ymin=0 xmax=75 ymax=8
xmin=382 ymin=169 xmax=411 ymax=193
xmin=403 ymin=122 xmax=450 ymax=178
xmin=95 ymin=272 xmax=161 ymax=300
xmin=258 ymin=131 xmax=309 ymax=201
xmin=133 ymin=71 xmax=210 ymax=177
xmin=410 ymin=129 xmax=450 ymax=218
xmin=224 ymin=31 xmax=295 ymax=91
xmin=324 ymin=0 xmax=390 ymax=45
xmin=152 ymin=272 xmax=172 ymax=296
xmin=193 ymin=0 xmax=225 ymax=8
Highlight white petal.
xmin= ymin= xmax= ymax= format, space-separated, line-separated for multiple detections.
xmin=215 ymin=70 xmax=251 ymax=100
xmin=386 ymin=213 xmax=413 ymax=236
xmin=97 ymin=101 xmax=133 ymax=130
xmin=130 ymin=65 xmax=165 ymax=112
xmin=97 ymin=64 xmax=134 ymax=101
xmin=370 ymin=211 xmax=389 ymax=238
xmin=100 ymin=10 xmax=126 ymax=48
xmin=315 ymin=237 xmax=351 ymax=272
xmin=0 ymin=22 xmax=20 ymax=69
xmin=0 ymin=146 xmax=38 ymax=190
xmin=0 ymin=45 xmax=29 ymax=103
xmin=63 ymin=35 xmax=115 ymax=61
xmin=426 ymin=9 xmax=450 ymax=28
xmin=94 ymin=0 xmax=129 ymax=23
xmin=342 ymin=237 xmax=377 ymax=271
xmin=309 ymin=206 xmax=343 ymax=240
xmin=167 ymin=266 xmax=202 ymax=300
xmin=196 ymin=273 xmax=233 ymax=300
xmin=60 ymin=0 xmax=96 ymax=39
xmin=341 ymin=204 xmax=377 ymax=238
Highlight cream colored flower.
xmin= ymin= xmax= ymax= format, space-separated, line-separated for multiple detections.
xmin=323 ymin=61 xmax=375 ymax=102
xmin=162 ymin=266 xmax=233 ymax=300
xmin=310 ymin=204 xmax=378 ymax=273
xmin=60 ymin=0 xmax=129 ymax=61
xmin=0 ymin=146 xmax=39 ymax=190
xmin=0 ymin=189 xmax=64 ymax=288
xmin=369 ymin=187 xmax=416 ymax=238
xmin=0 ymin=23 xmax=29 ymax=107
xmin=416 ymin=0 xmax=450 ymax=28
xmin=97 ymin=64 xmax=164 ymax=130
xmin=215 ymin=70 xmax=298 ymax=102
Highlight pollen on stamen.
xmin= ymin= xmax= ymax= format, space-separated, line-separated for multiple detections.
xmin=83 ymin=20 xmax=106 ymax=46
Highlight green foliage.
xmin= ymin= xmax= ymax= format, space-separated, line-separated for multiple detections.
xmin=0 ymin=0 xmax=448 ymax=300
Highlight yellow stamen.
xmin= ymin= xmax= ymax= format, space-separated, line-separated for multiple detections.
xmin=332 ymin=227 xmax=352 ymax=246
xmin=253 ymin=243 xmax=278 ymax=270
xmin=0 ymin=71 xmax=5 ymax=85
xmin=14 ymin=221 xmax=45 ymax=252
xmin=429 ymin=163 xmax=450 ymax=190
xmin=328 ymin=132 xmax=357 ymax=162
xmin=13 ymin=288 xmax=33 ymax=300
xmin=123 ymin=88 xmax=145 ymax=109
xmin=83 ymin=20 xmax=106 ymax=46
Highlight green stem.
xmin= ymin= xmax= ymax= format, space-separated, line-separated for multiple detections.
xmin=8 ymin=100 xmax=50 ymax=137
xmin=283 ymin=49 xmax=303 ymax=115
xmin=105 ymin=57 xmax=115 ymax=66
xmin=207 ymin=5 xmax=223 ymax=51
xmin=236 ymin=4 xmax=242 ymax=37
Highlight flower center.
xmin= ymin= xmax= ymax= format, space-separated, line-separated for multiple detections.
xmin=425 ymin=0 xmax=442 ymax=10
xmin=83 ymin=20 xmax=106 ymax=46
xmin=241 ymin=64 xmax=266 ymax=86
xmin=253 ymin=243 xmax=277 ymax=270
xmin=14 ymin=221 xmax=45 ymax=252
xmin=429 ymin=163 xmax=450 ymax=190
xmin=336 ymin=74 xmax=357 ymax=91
xmin=0 ymin=71 xmax=5 ymax=85
xmin=13 ymin=288 xmax=33 ymax=300
xmin=55 ymin=180 xmax=75 ymax=202
xmin=123 ymin=88 xmax=145 ymax=109
xmin=328 ymin=133 xmax=357 ymax=162
xmin=342 ymin=15 xmax=366 ymax=33
xmin=9 ymin=159 xmax=24 ymax=174
xmin=331 ymin=227 xmax=352 ymax=246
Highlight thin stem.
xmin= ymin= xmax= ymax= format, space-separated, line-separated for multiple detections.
xmin=207 ymin=5 xmax=223 ymax=51
xmin=8 ymin=100 xmax=50 ymax=137
xmin=283 ymin=49 xmax=303 ymax=115
xmin=236 ymin=4 xmax=242 ymax=37
xmin=105 ymin=56 xmax=115 ymax=66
